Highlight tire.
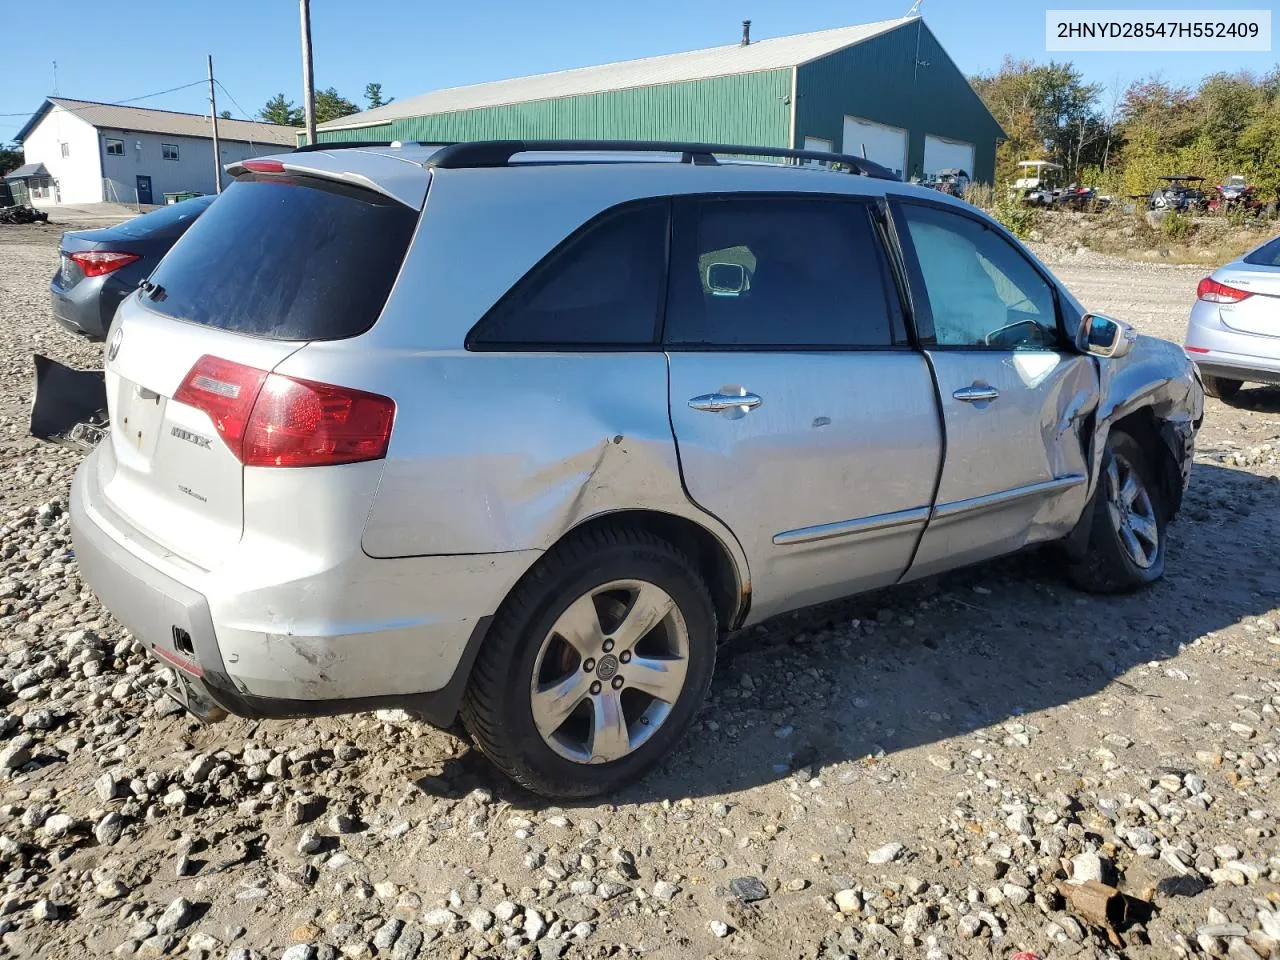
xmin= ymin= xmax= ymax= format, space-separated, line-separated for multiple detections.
xmin=460 ymin=526 xmax=717 ymax=799
xmin=1201 ymin=374 xmax=1243 ymax=400
xmin=1066 ymin=430 xmax=1168 ymax=593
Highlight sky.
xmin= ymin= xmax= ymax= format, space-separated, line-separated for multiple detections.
xmin=1 ymin=0 xmax=1276 ymax=139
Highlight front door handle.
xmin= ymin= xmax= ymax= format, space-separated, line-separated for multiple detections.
xmin=688 ymin=391 xmax=763 ymax=413
xmin=953 ymin=384 xmax=1000 ymax=403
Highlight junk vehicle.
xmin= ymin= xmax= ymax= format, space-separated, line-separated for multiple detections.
xmin=1149 ymin=175 xmax=1207 ymax=213
xmin=34 ymin=139 xmax=1203 ymax=798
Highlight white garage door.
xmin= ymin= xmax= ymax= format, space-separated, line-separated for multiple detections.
xmin=924 ymin=135 xmax=976 ymax=177
xmin=841 ymin=117 xmax=907 ymax=177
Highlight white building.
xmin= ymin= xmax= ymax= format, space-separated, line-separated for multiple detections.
xmin=9 ymin=98 xmax=298 ymax=207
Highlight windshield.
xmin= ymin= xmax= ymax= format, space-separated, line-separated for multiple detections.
xmin=113 ymin=195 xmax=215 ymax=238
xmin=143 ymin=176 xmax=419 ymax=340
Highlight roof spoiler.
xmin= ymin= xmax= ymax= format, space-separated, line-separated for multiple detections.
xmin=291 ymin=140 xmax=456 ymax=153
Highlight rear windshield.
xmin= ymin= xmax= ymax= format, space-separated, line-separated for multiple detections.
xmin=1243 ymin=236 xmax=1280 ymax=267
xmin=143 ymin=176 xmax=419 ymax=340
xmin=113 ymin=195 xmax=214 ymax=239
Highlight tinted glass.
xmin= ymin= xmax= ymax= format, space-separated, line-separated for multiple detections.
xmin=665 ymin=196 xmax=895 ymax=347
xmin=113 ymin=195 xmax=215 ymax=239
xmin=902 ymin=204 xmax=1058 ymax=349
xmin=145 ymin=177 xmax=418 ymax=340
xmin=1243 ymin=236 xmax=1280 ymax=267
xmin=470 ymin=202 xmax=666 ymax=347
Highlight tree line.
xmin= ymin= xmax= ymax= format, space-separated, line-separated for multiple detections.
xmin=971 ymin=59 xmax=1280 ymax=199
xmin=258 ymin=82 xmax=392 ymax=127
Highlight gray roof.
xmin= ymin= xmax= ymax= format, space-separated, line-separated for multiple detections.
xmin=321 ymin=17 xmax=916 ymax=131
xmin=4 ymin=162 xmax=49 ymax=180
xmin=20 ymin=98 xmax=298 ymax=146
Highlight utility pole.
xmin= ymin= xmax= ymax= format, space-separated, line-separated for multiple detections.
xmin=207 ymin=55 xmax=223 ymax=194
xmin=299 ymin=0 xmax=317 ymax=145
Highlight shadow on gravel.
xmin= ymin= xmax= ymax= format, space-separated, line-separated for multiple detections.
xmin=428 ymin=462 xmax=1279 ymax=806
xmin=1221 ymin=384 xmax=1280 ymax=413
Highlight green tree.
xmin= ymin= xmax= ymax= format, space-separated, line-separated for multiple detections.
xmin=0 ymin=142 xmax=22 ymax=177
xmin=364 ymin=82 xmax=393 ymax=110
xmin=314 ymin=87 xmax=358 ymax=123
xmin=219 ymin=110 xmax=232 ymax=120
xmin=259 ymin=93 xmax=303 ymax=126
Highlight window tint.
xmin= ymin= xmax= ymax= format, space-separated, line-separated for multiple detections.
xmin=902 ymin=204 xmax=1059 ymax=349
xmin=1244 ymin=236 xmax=1280 ymax=267
xmin=665 ymin=196 xmax=895 ymax=347
xmin=144 ymin=177 xmax=418 ymax=340
xmin=470 ymin=202 xmax=666 ymax=347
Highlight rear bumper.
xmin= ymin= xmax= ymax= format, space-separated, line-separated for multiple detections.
xmin=49 ymin=271 xmax=125 ymax=342
xmin=70 ymin=449 xmax=536 ymax=724
xmin=1185 ymin=300 xmax=1280 ymax=385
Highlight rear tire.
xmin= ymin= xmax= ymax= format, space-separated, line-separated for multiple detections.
xmin=1066 ymin=430 xmax=1167 ymax=594
xmin=1201 ymin=374 xmax=1243 ymax=400
xmin=460 ymin=526 xmax=716 ymax=799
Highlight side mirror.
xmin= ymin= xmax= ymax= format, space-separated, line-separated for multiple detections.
xmin=707 ymin=262 xmax=747 ymax=297
xmin=1075 ymin=312 xmax=1136 ymax=359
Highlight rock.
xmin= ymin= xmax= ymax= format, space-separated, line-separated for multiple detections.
xmin=422 ymin=908 xmax=455 ymax=927
xmin=595 ymin=882 xmax=629 ymax=900
xmin=329 ymin=814 xmax=359 ymax=834
xmin=95 ymin=812 xmax=124 ymax=846
xmin=1228 ymin=942 xmax=1263 ymax=960
xmin=524 ymin=908 xmax=547 ymax=941
xmin=187 ymin=933 xmax=221 ymax=952
xmin=372 ymin=918 xmax=403 ymax=951
xmin=868 ymin=842 xmax=905 ymax=864
xmin=281 ymin=947 xmax=316 ymax=960
xmin=391 ymin=928 xmax=423 ymax=960
xmin=494 ymin=901 xmax=519 ymax=923
xmin=728 ymin=876 xmax=768 ymax=902
xmin=0 ymin=740 xmax=31 ymax=770
xmin=1005 ymin=811 xmax=1034 ymax=837
xmin=43 ymin=813 xmax=76 ymax=838
xmin=709 ymin=920 xmax=730 ymax=938
xmin=95 ymin=772 xmax=119 ymax=803
xmin=32 ymin=898 xmax=58 ymax=921
xmin=1070 ymin=852 xmax=1107 ymax=884
xmin=155 ymin=897 xmax=195 ymax=935
xmin=834 ymin=889 xmax=861 ymax=913
xmin=902 ymin=903 xmax=933 ymax=936
xmin=568 ymin=880 xmax=596 ymax=896
xmin=96 ymin=879 xmax=129 ymax=899
xmin=653 ymin=880 xmax=681 ymax=902
xmin=466 ymin=908 xmax=493 ymax=932
xmin=297 ymin=830 xmax=321 ymax=854
xmin=1198 ymin=924 xmax=1251 ymax=939
xmin=957 ymin=914 xmax=983 ymax=939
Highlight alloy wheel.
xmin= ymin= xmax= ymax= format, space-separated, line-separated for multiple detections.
xmin=1105 ymin=452 xmax=1159 ymax=568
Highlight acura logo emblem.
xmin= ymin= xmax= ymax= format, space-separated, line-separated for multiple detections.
xmin=107 ymin=327 xmax=123 ymax=361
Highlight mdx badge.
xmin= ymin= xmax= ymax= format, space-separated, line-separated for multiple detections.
xmin=171 ymin=426 xmax=212 ymax=449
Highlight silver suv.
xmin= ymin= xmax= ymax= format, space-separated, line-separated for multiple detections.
xmin=67 ymin=141 xmax=1203 ymax=798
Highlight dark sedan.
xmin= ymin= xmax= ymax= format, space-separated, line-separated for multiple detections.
xmin=50 ymin=194 xmax=214 ymax=341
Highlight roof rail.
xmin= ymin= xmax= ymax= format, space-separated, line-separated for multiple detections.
xmin=291 ymin=140 xmax=456 ymax=153
xmin=427 ymin=140 xmax=901 ymax=181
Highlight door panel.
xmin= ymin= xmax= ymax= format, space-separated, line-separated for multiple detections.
xmin=669 ymin=353 xmax=941 ymax=618
xmin=905 ymin=350 xmax=1096 ymax=580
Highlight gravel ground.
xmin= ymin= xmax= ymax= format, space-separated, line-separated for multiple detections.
xmin=0 ymin=224 xmax=1276 ymax=960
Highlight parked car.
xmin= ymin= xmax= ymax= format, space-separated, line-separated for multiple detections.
xmin=1184 ymin=233 xmax=1280 ymax=397
xmin=52 ymin=141 xmax=1203 ymax=798
xmin=1149 ymin=175 xmax=1207 ymax=213
xmin=50 ymin=194 xmax=213 ymax=340
xmin=1208 ymin=175 xmax=1264 ymax=216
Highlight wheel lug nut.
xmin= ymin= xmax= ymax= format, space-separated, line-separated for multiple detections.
xmin=602 ymin=640 xmax=614 ymax=653
xmin=619 ymin=651 xmax=631 ymax=663
xmin=590 ymin=681 xmax=602 ymax=695
xmin=583 ymin=658 xmax=595 ymax=672
xmin=611 ymin=676 xmax=624 ymax=690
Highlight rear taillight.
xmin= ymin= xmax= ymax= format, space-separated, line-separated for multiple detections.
xmin=1197 ymin=276 xmax=1252 ymax=303
xmin=68 ymin=251 xmax=140 ymax=277
xmin=174 ymin=355 xmax=394 ymax=467
xmin=241 ymin=159 xmax=286 ymax=174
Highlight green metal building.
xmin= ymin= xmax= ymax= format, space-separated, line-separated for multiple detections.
xmin=314 ymin=17 xmax=1005 ymax=183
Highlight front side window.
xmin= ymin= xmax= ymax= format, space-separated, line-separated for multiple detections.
xmin=901 ymin=204 xmax=1059 ymax=349
xmin=664 ymin=196 xmax=897 ymax=348
xmin=468 ymin=201 xmax=667 ymax=348
xmin=162 ymin=143 xmax=180 ymax=161
xmin=105 ymin=138 xmax=124 ymax=156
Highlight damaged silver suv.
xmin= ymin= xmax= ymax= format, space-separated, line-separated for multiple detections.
xmin=60 ymin=141 xmax=1203 ymax=798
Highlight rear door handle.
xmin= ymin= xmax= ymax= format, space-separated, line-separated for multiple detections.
xmin=953 ymin=384 xmax=1000 ymax=403
xmin=688 ymin=391 xmax=762 ymax=413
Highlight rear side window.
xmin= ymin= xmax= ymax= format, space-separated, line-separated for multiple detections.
xmin=1244 ymin=236 xmax=1280 ymax=267
xmin=144 ymin=177 xmax=418 ymax=340
xmin=469 ymin=201 xmax=667 ymax=348
xmin=664 ymin=196 xmax=897 ymax=347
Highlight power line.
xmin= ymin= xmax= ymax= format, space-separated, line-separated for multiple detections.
xmin=0 ymin=80 xmax=207 ymax=118
xmin=214 ymin=79 xmax=298 ymax=150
